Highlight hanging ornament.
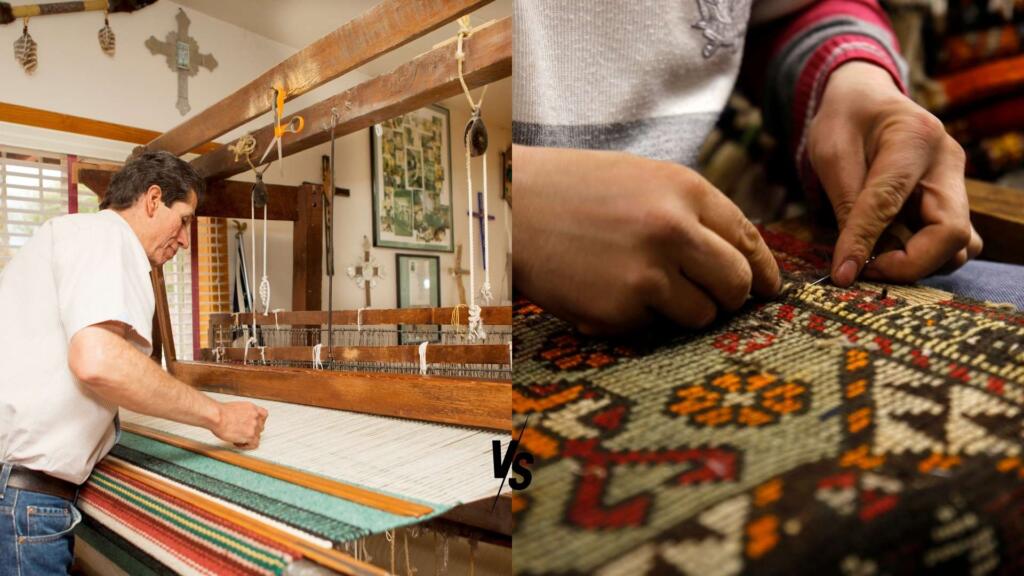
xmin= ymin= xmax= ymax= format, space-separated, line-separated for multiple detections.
xmin=13 ymin=18 xmax=37 ymax=74
xmin=98 ymin=14 xmax=116 ymax=56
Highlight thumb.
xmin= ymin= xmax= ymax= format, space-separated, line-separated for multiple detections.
xmin=831 ymin=133 xmax=929 ymax=286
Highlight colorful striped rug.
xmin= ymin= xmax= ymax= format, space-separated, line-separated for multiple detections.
xmin=78 ymin=425 xmax=464 ymax=574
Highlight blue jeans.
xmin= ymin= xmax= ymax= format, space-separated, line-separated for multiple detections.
xmin=0 ymin=464 xmax=81 ymax=576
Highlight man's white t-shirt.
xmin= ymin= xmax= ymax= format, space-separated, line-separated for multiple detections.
xmin=0 ymin=209 xmax=154 ymax=484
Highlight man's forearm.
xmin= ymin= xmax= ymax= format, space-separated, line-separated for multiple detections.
xmin=70 ymin=325 xmax=221 ymax=430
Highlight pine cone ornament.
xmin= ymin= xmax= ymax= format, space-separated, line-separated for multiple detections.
xmin=13 ymin=23 xmax=37 ymax=74
xmin=98 ymin=18 xmax=115 ymax=56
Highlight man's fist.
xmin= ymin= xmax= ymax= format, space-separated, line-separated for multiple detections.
xmin=212 ymin=401 xmax=268 ymax=450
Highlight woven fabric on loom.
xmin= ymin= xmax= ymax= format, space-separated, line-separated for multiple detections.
xmin=512 ymin=230 xmax=1024 ymax=575
xmin=79 ymin=463 xmax=300 ymax=576
xmin=79 ymin=430 xmax=455 ymax=574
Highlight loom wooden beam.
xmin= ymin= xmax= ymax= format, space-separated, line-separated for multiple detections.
xmin=77 ymin=165 xmax=300 ymax=221
xmin=209 ymin=306 xmax=513 ymax=328
xmin=292 ymin=183 xmax=324 ymax=312
xmin=151 ymin=267 xmax=177 ymax=364
xmin=200 ymin=343 xmax=512 ymax=366
xmin=171 ymin=361 xmax=510 ymax=431
xmin=143 ymin=0 xmax=494 ymax=157
xmin=966 ymin=178 xmax=1024 ymax=265
xmin=190 ymin=16 xmax=512 ymax=181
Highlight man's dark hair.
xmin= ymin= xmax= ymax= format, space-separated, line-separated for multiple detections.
xmin=100 ymin=150 xmax=205 ymax=210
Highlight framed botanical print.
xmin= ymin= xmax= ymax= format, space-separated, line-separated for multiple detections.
xmin=396 ymin=254 xmax=441 ymax=344
xmin=371 ymin=105 xmax=454 ymax=252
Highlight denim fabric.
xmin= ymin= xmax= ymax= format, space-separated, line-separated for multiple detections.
xmin=920 ymin=260 xmax=1024 ymax=310
xmin=0 ymin=464 xmax=80 ymax=576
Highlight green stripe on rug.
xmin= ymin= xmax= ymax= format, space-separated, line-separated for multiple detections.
xmin=91 ymin=470 xmax=289 ymax=573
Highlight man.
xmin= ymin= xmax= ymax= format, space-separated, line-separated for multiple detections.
xmin=0 ymin=151 xmax=267 ymax=575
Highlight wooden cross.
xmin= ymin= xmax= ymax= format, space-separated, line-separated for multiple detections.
xmin=448 ymin=243 xmax=471 ymax=305
xmin=468 ymin=191 xmax=496 ymax=270
xmin=145 ymin=8 xmax=218 ymax=116
xmin=346 ymin=236 xmax=383 ymax=307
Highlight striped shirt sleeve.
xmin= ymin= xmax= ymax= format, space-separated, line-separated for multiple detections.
xmin=761 ymin=0 xmax=910 ymax=202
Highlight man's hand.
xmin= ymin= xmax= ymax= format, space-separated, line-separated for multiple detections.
xmin=514 ymin=146 xmax=781 ymax=335
xmin=213 ymin=401 xmax=268 ymax=450
xmin=808 ymin=61 xmax=982 ymax=287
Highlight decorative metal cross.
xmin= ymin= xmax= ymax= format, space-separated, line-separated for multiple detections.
xmin=145 ymin=8 xmax=218 ymax=115
xmin=448 ymin=243 xmax=471 ymax=306
xmin=468 ymin=191 xmax=496 ymax=269
xmin=346 ymin=236 xmax=383 ymax=307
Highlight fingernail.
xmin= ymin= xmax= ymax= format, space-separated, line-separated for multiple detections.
xmin=835 ymin=259 xmax=858 ymax=287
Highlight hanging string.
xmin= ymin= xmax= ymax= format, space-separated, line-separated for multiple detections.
xmin=479 ymin=151 xmax=492 ymax=304
xmin=313 ymin=343 xmax=324 ymax=370
xmin=450 ymin=304 xmax=467 ymax=342
xmin=418 ymin=341 xmax=430 ymax=375
xmin=243 ymin=336 xmax=257 ymax=365
xmin=386 ymin=529 xmax=396 ymax=575
xmin=468 ymin=539 xmax=478 ymax=576
xmin=258 ymin=200 xmax=270 ymax=314
xmin=457 ymin=16 xmax=487 ymax=341
xmin=404 ymin=530 xmax=416 ymax=576
xmin=441 ymin=531 xmax=449 ymax=576
xmin=235 ymin=131 xmax=274 ymax=325
xmin=361 ymin=538 xmax=372 ymax=564
xmin=462 ymin=123 xmax=486 ymax=341
xmin=455 ymin=17 xmax=488 ymax=113
xmin=357 ymin=307 xmax=367 ymax=332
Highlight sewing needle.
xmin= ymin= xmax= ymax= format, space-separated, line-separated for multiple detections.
xmin=806 ymin=255 xmax=877 ymax=287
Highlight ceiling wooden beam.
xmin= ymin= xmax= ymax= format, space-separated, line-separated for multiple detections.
xmin=78 ymin=164 xmax=302 ymax=221
xmin=143 ymin=0 xmax=493 ymax=157
xmin=0 ymin=102 xmax=218 ymax=155
xmin=191 ymin=16 xmax=511 ymax=181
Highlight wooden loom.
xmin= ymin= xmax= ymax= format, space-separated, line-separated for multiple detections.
xmin=75 ymin=2 xmax=513 ymax=574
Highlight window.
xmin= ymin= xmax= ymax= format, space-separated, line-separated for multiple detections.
xmin=0 ymin=147 xmax=68 ymax=270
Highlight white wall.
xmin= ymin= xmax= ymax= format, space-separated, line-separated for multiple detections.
xmin=0 ymin=0 xmax=512 ymax=312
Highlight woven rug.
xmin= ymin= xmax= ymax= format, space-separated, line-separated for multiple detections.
xmin=513 ymin=229 xmax=1024 ymax=575
xmin=78 ymin=430 xmax=452 ymax=575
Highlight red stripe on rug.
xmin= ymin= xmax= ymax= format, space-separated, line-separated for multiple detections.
xmin=81 ymin=484 xmax=256 ymax=576
xmin=96 ymin=462 xmax=304 ymax=560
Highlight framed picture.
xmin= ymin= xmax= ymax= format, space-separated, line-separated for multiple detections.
xmin=396 ymin=254 xmax=441 ymax=344
xmin=371 ymin=105 xmax=454 ymax=252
